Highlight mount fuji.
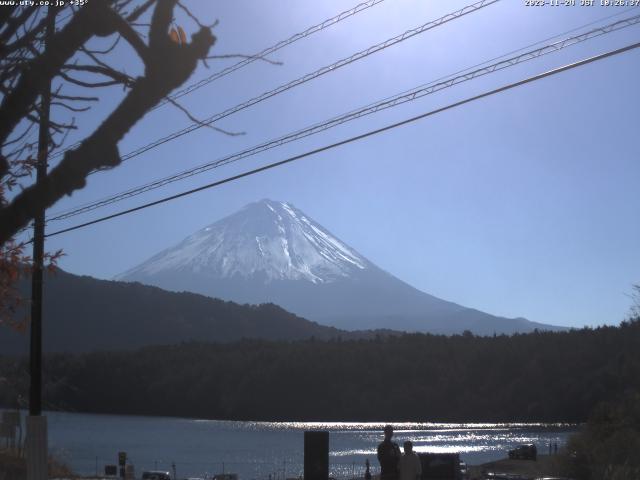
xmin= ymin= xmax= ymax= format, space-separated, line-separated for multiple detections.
xmin=117 ymin=200 xmax=562 ymax=335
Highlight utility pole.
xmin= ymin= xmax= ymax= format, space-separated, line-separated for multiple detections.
xmin=27 ymin=7 xmax=55 ymax=480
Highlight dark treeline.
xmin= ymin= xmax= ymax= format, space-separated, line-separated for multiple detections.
xmin=563 ymin=392 xmax=640 ymax=479
xmin=1 ymin=319 xmax=639 ymax=422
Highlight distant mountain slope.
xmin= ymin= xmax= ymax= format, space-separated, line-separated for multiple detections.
xmin=0 ymin=269 xmax=346 ymax=355
xmin=118 ymin=199 xmax=565 ymax=335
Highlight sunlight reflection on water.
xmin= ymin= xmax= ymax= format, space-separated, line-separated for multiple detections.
xmin=6 ymin=411 xmax=578 ymax=479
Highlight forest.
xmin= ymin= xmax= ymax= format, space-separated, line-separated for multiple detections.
xmin=563 ymin=391 xmax=640 ymax=479
xmin=1 ymin=317 xmax=639 ymax=422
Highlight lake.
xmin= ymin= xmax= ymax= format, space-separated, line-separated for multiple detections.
xmin=7 ymin=411 xmax=577 ymax=479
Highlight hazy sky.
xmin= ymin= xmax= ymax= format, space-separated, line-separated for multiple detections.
xmin=23 ymin=0 xmax=640 ymax=329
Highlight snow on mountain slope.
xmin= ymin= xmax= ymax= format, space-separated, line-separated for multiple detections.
xmin=118 ymin=200 xmax=368 ymax=284
xmin=118 ymin=199 xmax=565 ymax=335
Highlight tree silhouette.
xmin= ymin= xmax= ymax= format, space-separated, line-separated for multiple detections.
xmin=0 ymin=0 xmax=217 ymax=323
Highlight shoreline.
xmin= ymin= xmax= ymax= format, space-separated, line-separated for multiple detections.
xmin=468 ymin=454 xmax=566 ymax=479
xmin=3 ymin=448 xmax=568 ymax=480
xmin=0 ymin=406 xmax=584 ymax=426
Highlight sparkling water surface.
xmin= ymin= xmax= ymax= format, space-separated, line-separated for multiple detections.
xmin=9 ymin=411 xmax=577 ymax=479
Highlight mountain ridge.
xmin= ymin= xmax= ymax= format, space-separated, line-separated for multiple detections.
xmin=0 ymin=268 xmax=357 ymax=355
xmin=118 ymin=199 xmax=565 ymax=335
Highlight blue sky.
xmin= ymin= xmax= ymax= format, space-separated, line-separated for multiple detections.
xmin=25 ymin=0 xmax=640 ymax=328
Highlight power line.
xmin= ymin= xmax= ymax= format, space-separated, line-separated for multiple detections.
xmin=43 ymin=40 xmax=640 ymax=239
xmin=49 ymin=0 xmax=389 ymax=158
xmin=120 ymin=0 xmax=499 ymax=161
xmin=157 ymin=0 xmax=388 ymax=108
xmin=45 ymin=0 xmax=501 ymax=221
xmin=49 ymin=0 xmax=499 ymax=164
xmin=46 ymin=12 xmax=640 ymax=223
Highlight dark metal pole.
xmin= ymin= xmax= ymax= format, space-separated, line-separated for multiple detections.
xmin=29 ymin=7 xmax=55 ymax=417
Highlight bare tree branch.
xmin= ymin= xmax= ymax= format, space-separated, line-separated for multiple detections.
xmin=50 ymin=101 xmax=92 ymax=113
xmin=0 ymin=0 xmax=216 ymax=244
xmin=51 ymin=93 xmax=99 ymax=102
xmin=58 ymin=70 xmax=125 ymax=89
xmin=166 ymin=97 xmax=245 ymax=137
xmin=1 ymin=13 xmax=48 ymax=58
xmin=0 ymin=6 xmax=38 ymax=46
xmin=127 ymin=0 xmax=157 ymax=22
xmin=83 ymin=34 xmax=122 ymax=55
xmin=177 ymin=2 xmax=218 ymax=30
xmin=62 ymin=64 xmax=134 ymax=86
xmin=108 ymin=10 xmax=150 ymax=63
xmin=0 ymin=1 xmax=118 ymax=146
xmin=1 ymin=122 xmax=37 ymax=148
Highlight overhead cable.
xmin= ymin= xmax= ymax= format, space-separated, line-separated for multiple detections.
xmin=49 ymin=0 xmax=389 ymax=157
xmin=49 ymin=0 xmax=499 ymax=163
xmin=158 ymin=0 xmax=389 ymax=108
xmin=43 ymin=40 xmax=640 ymax=239
xmin=46 ymin=12 xmax=640 ymax=222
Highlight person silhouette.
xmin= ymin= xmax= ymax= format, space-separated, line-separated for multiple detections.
xmin=377 ymin=425 xmax=401 ymax=480
xmin=399 ymin=441 xmax=422 ymax=480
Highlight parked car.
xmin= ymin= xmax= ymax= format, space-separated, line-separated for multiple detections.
xmin=141 ymin=471 xmax=172 ymax=480
xmin=508 ymin=443 xmax=537 ymax=460
xmin=213 ymin=474 xmax=238 ymax=480
xmin=484 ymin=474 xmax=525 ymax=480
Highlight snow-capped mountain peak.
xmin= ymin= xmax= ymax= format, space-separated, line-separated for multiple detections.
xmin=116 ymin=199 xmax=561 ymax=335
xmin=118 ymin=200 xmax=368 ymax=284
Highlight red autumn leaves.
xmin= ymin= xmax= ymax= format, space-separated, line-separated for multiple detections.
xmin=169 ymin=26 xmax=187 ymax=46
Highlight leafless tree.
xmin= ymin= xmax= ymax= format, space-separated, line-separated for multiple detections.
xmin=0 ymin=0 xmax=217 ymax=323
